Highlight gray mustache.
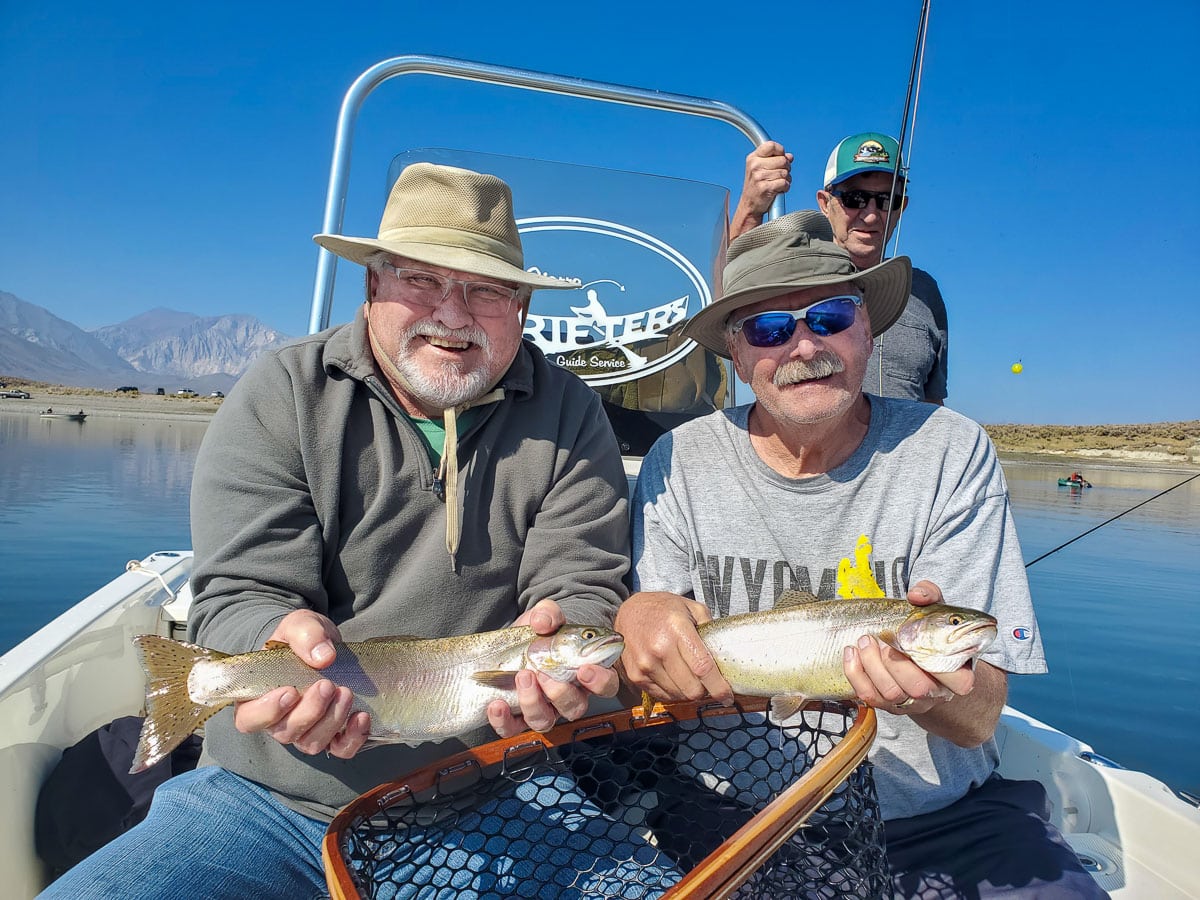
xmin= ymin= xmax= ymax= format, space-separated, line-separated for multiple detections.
xmin=774 ymin=353 xmax=845 ymax=386
xmin=406 ymin=322 xmax=488 ymax=348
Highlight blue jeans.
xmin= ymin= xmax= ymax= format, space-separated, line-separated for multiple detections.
xmin=39 ymin=766 xmax=681 ymax=900
xmin=38 ymin=767 xmax=330 ymax=900
xmin=884 ymin=777 xmax=1110 ymax=899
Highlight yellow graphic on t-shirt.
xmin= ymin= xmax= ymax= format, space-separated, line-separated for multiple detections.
xmin=837 ymin=535 xmax=885 ymax=599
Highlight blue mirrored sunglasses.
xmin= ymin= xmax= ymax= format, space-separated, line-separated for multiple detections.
xmin=730 ymin=295 xmax=863 ymax=347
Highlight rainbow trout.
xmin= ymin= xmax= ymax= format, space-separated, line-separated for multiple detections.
xmin=698 ymin=592 xmax=998 ymax=720
xmin=130 ymin=624 xmax=623 ymax=773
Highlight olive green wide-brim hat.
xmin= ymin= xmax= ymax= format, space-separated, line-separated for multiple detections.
xmin=314 ymin=162 xmax=579 ymax=291
xmin=683 ymin=210 xmax=912 ymax=358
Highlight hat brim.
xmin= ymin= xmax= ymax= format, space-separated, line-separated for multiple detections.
xmin=827 ymin=165 xmax=903 ymax=188
xmin=312 ymin=234 xmax=579 ymax=291
xmin=683 ymin=255 xmax=912 ymax=358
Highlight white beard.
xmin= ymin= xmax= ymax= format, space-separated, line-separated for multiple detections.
xmin=391 ymin=322 xmax=497 ymax=409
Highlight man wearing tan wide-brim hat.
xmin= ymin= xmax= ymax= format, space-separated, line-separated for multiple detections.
xmin=42 ymin=163 xmax=637 ymax=900
xmin=617 ymin=213 xmax=1101 ymax=897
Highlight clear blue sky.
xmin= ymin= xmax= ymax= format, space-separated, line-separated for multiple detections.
xmin=3 ymin=2 xmax=1197 ymax=425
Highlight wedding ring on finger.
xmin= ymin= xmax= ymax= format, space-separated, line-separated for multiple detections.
xmin=894 ymin=697 xmax=916 ymax=709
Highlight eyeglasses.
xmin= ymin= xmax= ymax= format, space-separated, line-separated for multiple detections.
xmin=730 ymin=295 xmax=863 ymax=347
xmin=829 ymin=189 xmax=904 ymax=211
xmin=380 ymin=264 xmax=521 ymax=317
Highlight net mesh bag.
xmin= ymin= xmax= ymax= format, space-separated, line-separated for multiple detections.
xmin=323 ymin=699 xmax=887 ymax=900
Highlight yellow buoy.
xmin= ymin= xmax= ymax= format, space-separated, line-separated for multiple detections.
xmin=1011 ymin=362 xmax=1024 ymax=374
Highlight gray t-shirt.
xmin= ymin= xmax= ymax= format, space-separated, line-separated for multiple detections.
xmin=631 ymin=397 xmax=1045 ymax=820
xmin=863 ymin=267 xmax=948 ymax=402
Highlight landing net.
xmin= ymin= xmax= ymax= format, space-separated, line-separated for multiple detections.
xmin=323 ymin=698 xmax=886 ymax=899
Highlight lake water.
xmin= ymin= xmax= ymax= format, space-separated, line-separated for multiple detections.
xmin=0 ymin=412 xmax=201 ymax=650
xmin=1 ymin=411 xmax=1197 ymax=797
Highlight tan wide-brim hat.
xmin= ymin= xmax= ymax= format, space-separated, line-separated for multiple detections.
xmin=684 ymin=210 xmax=912 ymax=358
xmin=314 ymin=162 xmax=579 ymax=291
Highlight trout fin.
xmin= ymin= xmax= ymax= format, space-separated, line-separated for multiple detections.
xmin=774 ymin=590 xmax=822 ymax=608
xmin=876 ymin=629 xmax=900 ymax=653
xmin=362 ymin=634 xmax=421 ymax=642
xmin=471 ymin=670 xmax=519 ymax=689
xmin=129 ymin=634 xmax=230 ymax=774
xmin=768 ymin=694 xmax=810 ymax=723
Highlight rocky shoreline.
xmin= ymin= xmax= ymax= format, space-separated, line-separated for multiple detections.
xmin=995 ymin=450 xmax=1199 ymax=474
xmin=4 ymin=387 xmax=1198 ymax=470
xmin=0 ymin=388 xmax=220 ymax=423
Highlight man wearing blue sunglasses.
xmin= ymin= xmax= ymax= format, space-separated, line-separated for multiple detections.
xmin=730 ymin=133 xmax=948 ymax=406
xmin=616 ymin=211 xmax=1106 ymax=898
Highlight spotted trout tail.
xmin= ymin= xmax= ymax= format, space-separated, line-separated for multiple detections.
xmin=130 ymin=634 xmax=231 ymax=774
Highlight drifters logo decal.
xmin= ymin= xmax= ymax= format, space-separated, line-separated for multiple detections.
xmin=519 ymin=216 xmax=713 ymax=386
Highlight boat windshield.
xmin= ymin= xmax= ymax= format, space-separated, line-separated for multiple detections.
xmin=386 ymin=148 xmax=733 ymax=456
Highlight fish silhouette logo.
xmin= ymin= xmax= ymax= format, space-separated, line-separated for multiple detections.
xmin=518 ymin=216 xmax=714 ymax=386
xmin=1011 ymin=626 xmax=1032 ymax=641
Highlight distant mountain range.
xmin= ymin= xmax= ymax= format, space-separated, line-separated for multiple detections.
xmin=0 ymin=290 xmax=292 ymax=393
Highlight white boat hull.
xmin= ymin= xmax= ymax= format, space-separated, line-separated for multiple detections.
xmin=996 ymin=705 xmax=1200 ymax=898
xmin=0 ymin=552 xmax=193 ymax=899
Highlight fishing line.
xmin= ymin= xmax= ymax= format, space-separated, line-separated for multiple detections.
xmin=1024 ymin=471 xmax=1200 ymax=568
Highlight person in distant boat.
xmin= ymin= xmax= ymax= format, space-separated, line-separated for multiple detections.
xmin=616 ymin=212 xmax=1108 ymax=898
xmin=39 ymin=164 xmax=633 ymax=899
xmin=730 ymin=133 xmax=949 ymax=404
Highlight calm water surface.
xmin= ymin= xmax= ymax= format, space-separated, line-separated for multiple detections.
xmin=0 ymin=411 xmax=200 ymax=649
xmin=1002 ymin=460 xmax=1199 ymax=798
xmin=1 ymin=413 xmax=1197 ymax=795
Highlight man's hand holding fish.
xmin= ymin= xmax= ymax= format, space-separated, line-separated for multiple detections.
xmin=840 ymin=582 xmax=1007 ymax=748
xmin=486 ymin=598 xmax=621 ymax=736
xmin=228 ymin=598 xmax=621 ymax=755
xmin=613 ymin=590 xmax=734 ymax=705
xmin=616 ymin=579 xmax=989 ymax=719
xmin=233 ymin=608 xmax=367 ymax=759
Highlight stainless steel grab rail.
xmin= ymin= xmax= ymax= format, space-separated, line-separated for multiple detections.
xmin=308 ymin=54 xmax=778 ymax=334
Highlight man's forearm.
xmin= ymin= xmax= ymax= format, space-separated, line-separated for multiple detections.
xmin=729 ymin=202 xmax=767 ymax=241
xmin=912 ymin=660 xmax=1007 ymax=747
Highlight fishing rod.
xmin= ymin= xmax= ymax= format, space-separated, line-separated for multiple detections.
xmin=870 ymin=0 xmax=929 ymax=395
xmin=881 ymin=0 xmax=931 ymax=264
xmin=1024 ymin=471 xmax=1200 ymax=568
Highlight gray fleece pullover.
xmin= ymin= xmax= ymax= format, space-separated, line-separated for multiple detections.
xmin=187 ymin=306 xmax=630 ymax=819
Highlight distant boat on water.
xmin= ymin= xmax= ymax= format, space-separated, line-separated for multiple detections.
xmin=39 ymin=410 xmax=87 ymax=422
xmin=1058 ymin=472 xmax=1091 ymax=488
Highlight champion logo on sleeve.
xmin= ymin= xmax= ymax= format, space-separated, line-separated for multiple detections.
xmin=1011 ymin=626 xmax=1033 ymax=641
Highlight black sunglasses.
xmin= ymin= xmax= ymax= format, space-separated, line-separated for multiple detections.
xmin=829 ymin=188 xmax=904 ymax=211
xmin=730 ymin=295 xmax=863 ymax=348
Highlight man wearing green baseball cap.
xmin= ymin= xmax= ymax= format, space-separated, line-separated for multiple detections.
xmin=730 ymin=133 xmax=948 ymax=405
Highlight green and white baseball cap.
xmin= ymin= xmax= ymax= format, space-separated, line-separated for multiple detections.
xmin=823 ymin=133 xmax=904 ymax=188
